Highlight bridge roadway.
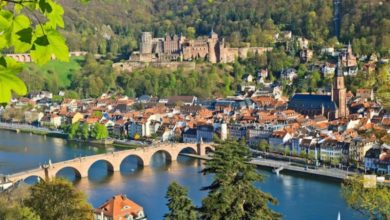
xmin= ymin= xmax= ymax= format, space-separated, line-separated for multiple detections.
xmin=181 ymin=154 xmax=350 ymax=180
xmin=7 ymin=142 xmax=214 ymax=183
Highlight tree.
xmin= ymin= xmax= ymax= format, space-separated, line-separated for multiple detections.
xmin=165 ymin=182 xmax=197 ymax=220
xmin=0 ymin=196 xmax=40 ymax=220
xmin=284 ymin=146 xmax=290 ymax=156
xmin=25 ymin=178 xmax=93 ymax=220
xmin=0 ymin=0 xmax=73 ymax=104
xmin=376 ymin=64 xmax=390 ymax=107
xmin=342 ymin=176 xmax=390 ymax=220
xmin=67 ymin=122 xmax=80 ymax=139
xmin=92 ymin=110 xmax=103 ymax=118
xmin=257 ymin=139 xmax=269 ymax=152
xmin=91 ymin=123 xmax=108 ymax=140
xmin=80 ymin=123 xmax=89 ymax=140
xmin=200 ymin=139 xmax=280 ymax=219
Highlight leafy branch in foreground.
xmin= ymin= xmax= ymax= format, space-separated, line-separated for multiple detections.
xmin=0 ymin=0 xmax=85 ymax=104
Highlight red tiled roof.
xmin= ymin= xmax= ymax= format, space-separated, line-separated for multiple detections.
xmin=94 ymin=195 xmax=143 ymax=219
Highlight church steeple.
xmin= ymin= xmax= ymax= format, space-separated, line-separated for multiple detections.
xmin=335 ymin=56 xmax=343 ymax=77
xmin=332 ymin=57 xmax=348 ymax=118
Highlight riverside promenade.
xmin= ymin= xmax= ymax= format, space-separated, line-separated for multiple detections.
xmin=0 ymin=122 xmax=63 ymax=135
xmin=181 ymin=153 xmax=352 ymax=181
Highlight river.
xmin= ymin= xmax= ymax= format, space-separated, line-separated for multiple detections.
xmin=0 ymin=130 xmax=365 ymax=220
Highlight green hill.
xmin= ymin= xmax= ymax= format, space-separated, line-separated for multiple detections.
xmin=58 ymin=0 xmax=389 ymax=56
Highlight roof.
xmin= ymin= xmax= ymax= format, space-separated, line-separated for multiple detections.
xmin=94 ymin=195 xmax=143 ymax=219
xmin=288 ymin=94 xmax=337 ymax=110
xmin=167 ymin=96 xmax=196 ymax=104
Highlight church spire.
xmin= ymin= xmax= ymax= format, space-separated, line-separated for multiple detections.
xmin=347 ymin=41 xmax=352 ymax=54
xmin=335 ymin=56 xmax=343 ymax=77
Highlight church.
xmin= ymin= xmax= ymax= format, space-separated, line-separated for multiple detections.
xmin=288 ymin=58 xmax=349 ymax=120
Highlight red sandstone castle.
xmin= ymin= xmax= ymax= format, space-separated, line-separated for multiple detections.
xmin=129 ymin=30 xmax=272 ymax=63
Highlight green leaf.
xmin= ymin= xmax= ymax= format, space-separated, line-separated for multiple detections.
xmin=39 ymin=0 xmax=52 ymax=14
xmin=11 ymin=15 xmax=33 ymax=52
xmin=0 ymin=10 xmax=12 ymax=49
xmin=0 ymin=57 xmax=26 ymax=104
xmin=46 ymin=29 xmax=69 ymax=61
xmin=30 ymin=35 xmax=52 ymax=64
xmin=46 ymin=1 xmax=65 ymax=28
xmin=30 ymin=29 xmax=69 ymax=64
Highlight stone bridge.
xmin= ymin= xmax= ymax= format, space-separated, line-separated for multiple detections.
xmin=8 ymin=142 xmax=214 ymax=183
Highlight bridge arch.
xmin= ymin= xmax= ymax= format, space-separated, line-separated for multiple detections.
xmin=177 ymin=146 xmax=198 ymax=158
xmin=150 ymin=150 xmax=173 ymax=167
xmin=205 ymin=146 xmax=215 ymax=154
xmin=55 ymin=166 xmax=83 ymax=180
xmin=120 ymin=154 xmax=144 ymax=173
xmin=23 ymin=175 xmax=45 ymax=184
xmin=87 ymin=159 xmax=115 ymax=176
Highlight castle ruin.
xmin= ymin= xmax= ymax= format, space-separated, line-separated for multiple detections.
xmin=129 ymin=30 xmax=272 ymax=64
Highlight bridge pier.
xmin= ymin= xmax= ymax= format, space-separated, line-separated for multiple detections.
xmin=197 ymin=142 xmax=204 ymax=156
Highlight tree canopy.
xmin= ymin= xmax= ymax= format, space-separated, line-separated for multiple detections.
xmin=165 ymin=181 xmax=198 ymax=220
xmin=25 ymin=178 xmax=94 ymax=220
xmin=200 ymin=139 xmax=281 ymax=219
xmin=342 ymin=175 xmax=390 ymax=220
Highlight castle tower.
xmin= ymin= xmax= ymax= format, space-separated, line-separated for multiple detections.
xmin=207 ymin=29 xmax=218 ymax=63
xmin=140 ymin=32 xmax=153 ymax=54
xmin=332 ymin=58 xmax=348 ymax=118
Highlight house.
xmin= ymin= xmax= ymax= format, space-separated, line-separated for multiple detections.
xmin=40 ymin=114 xmax=61 ymax=128
xmin=321 ymin=62 xmax=336 ymax=77
xmin=138 ymin=95 xmax=152 ymax=103
xmin=228 ymin=124 xmax=247 ymax=140
xmin=281 ymin=68 xmax=297 ymax=82
xmin=247 ymin=125 xmax=272 ymax=146
xmin=257 ymin=69 xmax=268 ymax=79
xmin=28 ymin=91 xmax=53 ymax=101
xmin=24 ymin=111 xmax=44 ymax=124
xmin=243 ymin=74 xmax=254 ymax=83
xmin=348 ymin=138 xmax=375 ymax=163
xmin=356 ymin=89 xmax=374 ymax=101
xmin=364 ymin=144 xmax=390 ymax=174
xmin=94 ymin=194 xmax=147 ymax=220
xmin=128 ymin=114 xmax=162 ymax=138
xmin=66 ymin=112 xmax=84 ymax=124
xmin=166 ymin=96 xmax=197 ymax=106
xmin=196 ymin=124 xmax=214 ymax=143
xmin=300 ymin=49 xmax=313 ymax=63
xmin=269 ymin=130 xmax=292 ymax=152
xmin=318 ymin=139 xmax=348 ymax=164
xmin=183 ymin=128 xmax=197 ymax=143
xmin=155 ymin=124 xmax=174 ymax=142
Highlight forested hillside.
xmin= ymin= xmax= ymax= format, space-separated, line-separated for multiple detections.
xmin=59 ymin=0 xmax=389 ymax=57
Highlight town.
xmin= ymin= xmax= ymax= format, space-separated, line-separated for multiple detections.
xmin=1 ymin=37 xmax=389 ymax=177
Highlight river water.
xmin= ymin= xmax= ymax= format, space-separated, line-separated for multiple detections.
xmin=0 ymin=131 xmax=365 ymax=220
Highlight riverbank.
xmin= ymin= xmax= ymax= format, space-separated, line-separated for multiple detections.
xmin=0 ymin=122 xmax=67 ymax=137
